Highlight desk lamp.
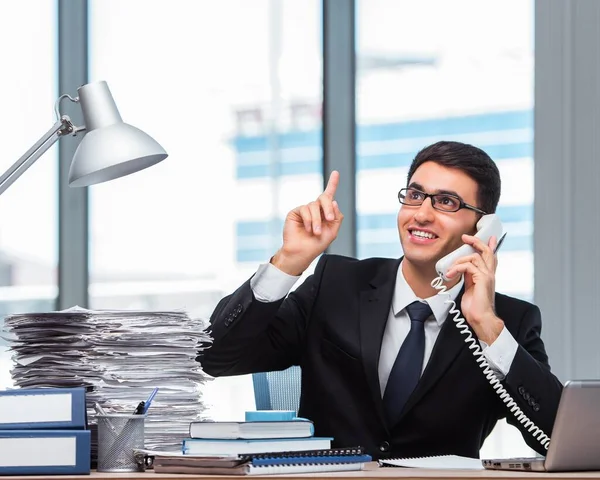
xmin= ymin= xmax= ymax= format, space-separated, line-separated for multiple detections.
xmin=0 ymin=80 xmax=167 ymax=194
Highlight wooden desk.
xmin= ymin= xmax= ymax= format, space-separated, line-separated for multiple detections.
xmin=6 ymin=464 xmax=600 ymax=480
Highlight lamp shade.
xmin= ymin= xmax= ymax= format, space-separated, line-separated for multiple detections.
xmin=68 ymin=81 xmax=168 ymax=187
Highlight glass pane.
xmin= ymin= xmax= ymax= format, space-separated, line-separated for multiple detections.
xmin=89 ymin=0 xmax=322 ymax=419
xmin=357 ymin=0 xmax=534 ymax=458
xmin=0 ymin=1 xmax=58 ymax=389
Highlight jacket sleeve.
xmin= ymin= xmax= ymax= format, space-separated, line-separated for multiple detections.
xmin=197 ymin=255 xmax=329 ymax=377
xmin=501 ymin=304 xmax=563 ymax=456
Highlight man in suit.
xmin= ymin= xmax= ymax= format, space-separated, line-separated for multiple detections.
xmin=199 ymin=141 xmax=563 ymax=460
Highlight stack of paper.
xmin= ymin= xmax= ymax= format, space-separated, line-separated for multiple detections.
xmin=134 ymin=447 xmax=371 ymax=476
xmin=379 ymin=455 xmax=484 ymax=469
xmin=0 ymin=306 xmax=212 ymax=461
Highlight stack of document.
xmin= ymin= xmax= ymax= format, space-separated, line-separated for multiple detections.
xmin=135 ymin=447 xmax=371 ymax=475
xmin=1 ymin=306 xmax=212 ymax=460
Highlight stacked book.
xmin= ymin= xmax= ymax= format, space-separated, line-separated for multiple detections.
xmin=143 ymin=410 xmax=371 ymax=475
xmin=0 ymin=387 xmax=91 ymax=475
xmin=1 ymin=307 xmax=212 ymax=464
xmin=183 ymin=410 xmax=330 ymax=456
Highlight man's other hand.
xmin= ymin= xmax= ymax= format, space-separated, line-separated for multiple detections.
xmin=271 ymin=171 xmax=344 ymax=276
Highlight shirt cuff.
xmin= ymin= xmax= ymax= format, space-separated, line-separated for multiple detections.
xmin=479 ymin=326 xmax=519 ymax=379
xmin=250 ymin=262 xmax=300 ymax=302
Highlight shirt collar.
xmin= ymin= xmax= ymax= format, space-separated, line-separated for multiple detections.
xmin=392 ymin=260 xmax=464 ymax=326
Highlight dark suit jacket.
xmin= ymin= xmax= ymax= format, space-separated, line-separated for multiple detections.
xmin=199 ymin=254 xmax=563 ymax=459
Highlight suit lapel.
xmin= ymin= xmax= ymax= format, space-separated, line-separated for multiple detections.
xmin=396 ymin=287 xmax=468 ymax=421
xmin=359 ymin=258 xmax=401 ymax=431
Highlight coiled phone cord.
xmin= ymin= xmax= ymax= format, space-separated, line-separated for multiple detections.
xmin=431 ymin=275 xmax=551 ymax=451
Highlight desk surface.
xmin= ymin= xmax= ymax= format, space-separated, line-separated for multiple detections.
xmin=7 ymin=464 xmax=600 ymax=480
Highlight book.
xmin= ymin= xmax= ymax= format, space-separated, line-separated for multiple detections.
xmin=379 ymin=455 xmax=484 ymax=470
xmin=0 ymin=387 xmax=87 ymax=430
xmin=189 ymin=419 xmax=314 ymax=439
xmin=244 ymin=410 xmax=296 ymax=422
xmin=182 ymin=436 xmax=333 ymax=455
xmin=0 ymin=429 xmax=91 ymax=475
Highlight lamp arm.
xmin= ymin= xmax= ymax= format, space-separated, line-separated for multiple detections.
xmin=0 ymin=116 xmax=84 ymax=197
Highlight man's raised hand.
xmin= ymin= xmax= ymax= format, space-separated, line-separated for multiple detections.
xmin=271 ymin=171 xmax=344 ymax=276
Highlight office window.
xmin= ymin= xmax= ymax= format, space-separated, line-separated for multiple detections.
xmin=0 ymin=1 xmax=58 ymax=389
xmin=356 ymin=0 xmax=534 ymax=458
xmin=89 ymin=0 xmax=322 ymax=419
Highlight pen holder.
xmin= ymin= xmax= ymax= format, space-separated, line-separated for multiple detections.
xmin=97 ymin=414 xmax=146 ymax=472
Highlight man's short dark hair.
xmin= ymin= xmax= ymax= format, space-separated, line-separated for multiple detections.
xmin=406 ymin=140 xmax=501 ymax=214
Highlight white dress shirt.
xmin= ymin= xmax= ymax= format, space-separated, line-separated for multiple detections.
xmin=250 ymin=260 xmax=518 ymax=396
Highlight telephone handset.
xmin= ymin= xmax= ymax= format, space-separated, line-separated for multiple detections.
xmin=435 ymin=214 xmax=504 ymax=281
xmin=430 ymin=214 xmax=552 ymax=451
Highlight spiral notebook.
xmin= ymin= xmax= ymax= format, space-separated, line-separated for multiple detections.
xmin=150 ymin=447 xmax=371 ymax=475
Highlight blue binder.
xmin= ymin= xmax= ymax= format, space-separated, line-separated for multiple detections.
xmin=0 ymin=387 xmax=86 ymax=429
xmin=0 ymin=429 xmax=91 ymax=475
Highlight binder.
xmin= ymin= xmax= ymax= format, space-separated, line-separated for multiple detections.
xmin=0 ymin=429 xmax=91 ymax=475
xmin=0 ymin=387 xmax=87 ymax=430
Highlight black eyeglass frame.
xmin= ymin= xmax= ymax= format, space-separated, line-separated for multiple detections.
xmin=397 ymin=187 xmax=488 ymax=215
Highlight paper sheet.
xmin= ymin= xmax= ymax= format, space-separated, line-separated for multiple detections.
xmin=381 ymin=455 xmax=484 ymax=470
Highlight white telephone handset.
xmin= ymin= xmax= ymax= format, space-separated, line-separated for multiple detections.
xmin=430 ymin=213 xmax=552 ymax=451
xmin=435 ymin=214 xmax=504 ymax=281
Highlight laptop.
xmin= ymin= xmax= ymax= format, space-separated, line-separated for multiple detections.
xmin=482 ymin=380 xmax=600 ymax=472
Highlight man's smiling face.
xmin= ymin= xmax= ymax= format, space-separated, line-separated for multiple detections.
xmin=397 ymin=161 xmax=482 ymax=272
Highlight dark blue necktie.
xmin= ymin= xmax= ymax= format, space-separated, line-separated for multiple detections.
xmin=383 ymin=300 xmax=433 ymax=426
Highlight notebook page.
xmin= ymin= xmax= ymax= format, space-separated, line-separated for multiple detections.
xmin=381 ymin=455 xmax=484 ymax=470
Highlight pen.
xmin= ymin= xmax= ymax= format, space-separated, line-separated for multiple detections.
xmin=133 ymin=387 xmax=159 ymax=415
xmin=94 ymin=402 xmax=108 ymax=416
xmin=142 ymin=387 xmax=159 ymax=414
xmin=95 ymin=402 xmax=117 ymax=433
xmin=133 ymin=401 xmax=145 ymax=415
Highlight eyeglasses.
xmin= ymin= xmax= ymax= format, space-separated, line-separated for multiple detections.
xmin=398 ymin=187 xmax=487 ymax=214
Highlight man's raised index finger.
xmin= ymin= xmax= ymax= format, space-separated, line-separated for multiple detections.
xmin=324 ymin=170 xmax=340 ymax=197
